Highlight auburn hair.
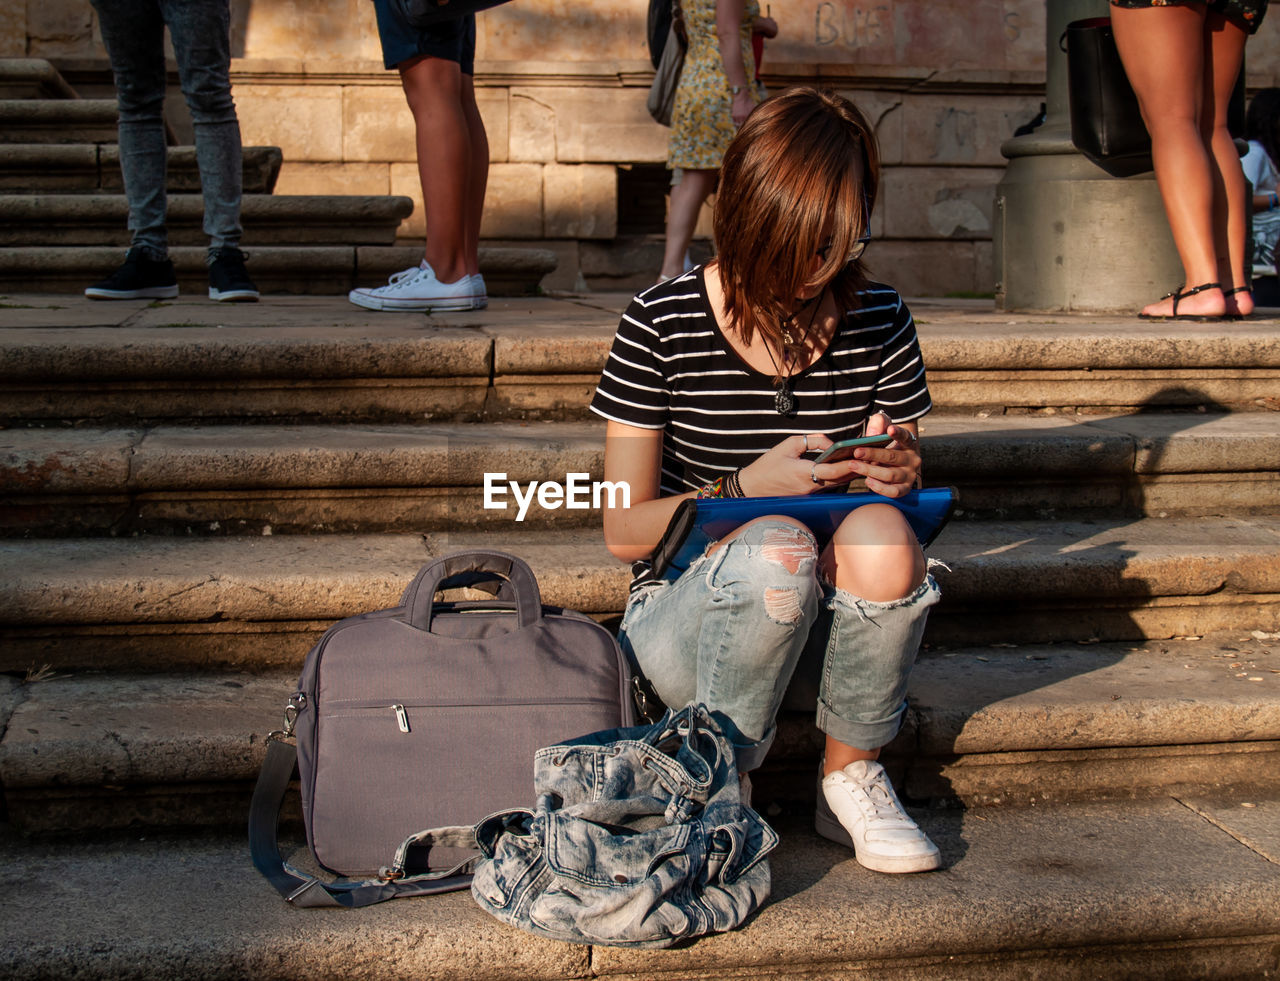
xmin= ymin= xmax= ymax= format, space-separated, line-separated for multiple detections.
xmin=713 ymin=86 xmax=879 ymax=347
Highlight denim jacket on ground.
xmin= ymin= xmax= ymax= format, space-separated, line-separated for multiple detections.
xmin=470 ymin=704 xmax=778 ymax=948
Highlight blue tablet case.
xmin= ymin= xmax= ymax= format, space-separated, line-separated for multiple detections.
xmin=649 ymin=486 xmax=958 ymax=581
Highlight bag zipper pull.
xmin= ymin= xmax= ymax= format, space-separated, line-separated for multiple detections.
xmin=393 ymin=704 xmax=410 ymax=733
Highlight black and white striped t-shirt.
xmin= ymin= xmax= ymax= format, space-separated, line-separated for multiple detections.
xmin=590 ymin=268 xmax=932 ymax=497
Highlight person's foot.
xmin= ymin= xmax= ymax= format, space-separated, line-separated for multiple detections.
xmin=1225 ymin=285 xmax=1254 ymax=319
xmin=815 ymin=759 xmax=941 ymax=873
xmin=84 ymin=248 xmax=179 ymax=300
xmin=348 ymin=261 xmax=476 ymax=312
xmin=470 ymin=272 xmax=488 ymax=310
xmin=1138 ymin=282 xmax=1225 ymax=320
xmin=208 ymin=247 xmax=259 ymax=302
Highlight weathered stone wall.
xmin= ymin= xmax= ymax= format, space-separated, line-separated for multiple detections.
xmin=10 ymin=1 xmax=1280 ymax=293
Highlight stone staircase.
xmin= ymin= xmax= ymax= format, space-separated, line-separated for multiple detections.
xmin=0 ymin=292 xmax=1277 ymax=977
xmin=0 ymin=59 xmax=555 ymax=295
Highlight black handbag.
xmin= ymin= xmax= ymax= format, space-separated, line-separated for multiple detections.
xmin=647 ymin=0 xmax=673 ymax=69
xmin=1064 ymin=17 xmax=1153 ymax=178
xmin=388 ymin=0 xmax=513 ymax=29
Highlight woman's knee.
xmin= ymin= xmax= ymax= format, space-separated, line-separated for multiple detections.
xmin=823 ymin=504 xmax=925 ymax=602
xmin=714 ymin=517 xmax=822 ymax=625
xmin=717 ymin=516 xmax=817 ymax=569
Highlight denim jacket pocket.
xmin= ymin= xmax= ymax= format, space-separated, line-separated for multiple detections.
xmin=529 ymin=813 xmax=697 ymax=944
xmin=705 ymin=810 xmax=780 ymax=884
xmin=471 ymin=809 xmax=539 ymax=909
xmin=543 ymin=811 xmax=692 ymax=887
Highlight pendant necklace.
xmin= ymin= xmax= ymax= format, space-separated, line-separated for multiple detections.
xmin=780 ymin=291 xmax=822 ymax=347
xmin=765 ymin=289 xmax=824 ymax=417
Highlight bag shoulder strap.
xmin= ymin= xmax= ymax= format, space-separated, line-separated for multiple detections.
xmin=249 ymin=738 xmax=477 ymax=908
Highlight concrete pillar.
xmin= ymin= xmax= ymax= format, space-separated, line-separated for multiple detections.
xmin=993 ymin=0 xmax=1181 ymax=313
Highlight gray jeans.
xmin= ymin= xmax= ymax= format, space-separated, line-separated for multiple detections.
xmin=91 ymin=0 xmax=244 ymax=257
xmin=619 ymin=519 xmax=941 ymax=771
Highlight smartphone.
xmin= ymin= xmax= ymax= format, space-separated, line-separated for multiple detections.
xmin=812 ymin=433 xmax=893 ymax=465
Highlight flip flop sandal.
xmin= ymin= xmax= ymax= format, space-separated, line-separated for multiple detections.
xmin=1137 ymin=281 xmax=1225 ymax=321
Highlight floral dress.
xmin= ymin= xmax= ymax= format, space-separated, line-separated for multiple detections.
xmin=668 ymin=0 xmax=761 ymax=171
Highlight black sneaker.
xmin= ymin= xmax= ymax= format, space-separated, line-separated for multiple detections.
xmin=84 ymin=248 xmax=179 ymax=300
xmin=208 ymin=246 xmax=260 ymax=302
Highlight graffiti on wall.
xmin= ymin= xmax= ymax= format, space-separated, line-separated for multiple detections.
xmin=814 ymin=3 xmax=891 ymax=48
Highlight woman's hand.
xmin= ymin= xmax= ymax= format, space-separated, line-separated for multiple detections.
xmin=731 ymin=88 xmax=755 ymax=127
xmin=752 ymin=15 xmax=778 ymax=38
xmin=737 ymin=433 xmax=834 ymax=497
xmin=835 ymin=412 xmax=921 ymax=498
xmin=737 ymin=414 xmax=921 ymax=499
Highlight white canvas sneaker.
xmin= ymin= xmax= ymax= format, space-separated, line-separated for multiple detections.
xmin=348 ymin=261 xmax=475 ymax=312
xmin=469 ymin=272 xmax=488 ymax=309
xmin=815 ymin=759 xmax=941 ymax=873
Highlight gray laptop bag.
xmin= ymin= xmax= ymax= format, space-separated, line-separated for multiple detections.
xmin=250 ymin=549 xmax=634 ymax=907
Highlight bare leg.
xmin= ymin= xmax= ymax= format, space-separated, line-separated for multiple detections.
xmin=1203 ymin=11 xmax=1252 ymax=316
xmin=661 ymin=168 xmax=717 ymax=279
xmin=1112 ymin=4 xmax=1226 ymax=317
xmin=812 ymin=503 xmax=939 ymax=872
xmin=819 ymin=504 xmax=927 ymax=775
xmin=398 ymin=55 xmax=481 ymax=285
xmin=460 ymin=72 xmax=489 ymax=278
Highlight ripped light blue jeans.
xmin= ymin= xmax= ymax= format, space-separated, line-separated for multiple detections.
xmin=618 ymin=519 xmax=941 ymax=771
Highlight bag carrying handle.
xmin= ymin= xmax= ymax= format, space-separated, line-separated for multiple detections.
xmin=405 ymin=550 xmax=543 ymax=632
xmin=249 ymin=738 xmax=478 ymax=908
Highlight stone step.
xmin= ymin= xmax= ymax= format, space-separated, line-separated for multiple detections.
xmin=2 ymin=414 xmax=1277 ymax=537
xmin=0 ymin=58 xmax=79 ymax=99
xmin=1 ymin=636 xmax=1275 ymax=833
xmin=892 ymin=634 xmax=1280 ymax=808
xmin=0 ymin=193 xmax=413 ymax=247
xmin=0 ymin=98 xmax=119 ymax=143
xmin=2 ymin=519 xmax=1277 ymax=672
xmin=0 ymin=143 xmax=282 ymax=194
xmin=0 ymin=246 xmax=556 ymax=297
xmin=1 ymin=296 xmax=1278 ymax=423
xmin=1 ymin=795 xmax=1276 ymax=980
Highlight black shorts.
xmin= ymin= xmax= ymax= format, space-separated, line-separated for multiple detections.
xmin=1110 ymin=0 xmax=1267 ymax=33
xmin=371 ymin=0 xmax=476 ymax=72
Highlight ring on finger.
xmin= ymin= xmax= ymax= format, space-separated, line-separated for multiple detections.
xmin=811 ymin=463 xmax=821 ymax=485
xmin=802 ymin=434 xmax=809 ymax=452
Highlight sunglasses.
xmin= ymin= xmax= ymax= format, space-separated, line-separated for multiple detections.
xmin=817 ymin=193 xmax=874 ymax=265
xmin=817 ymin=230 xmax=871 ymax=265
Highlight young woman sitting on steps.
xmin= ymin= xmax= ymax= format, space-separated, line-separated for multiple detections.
xmin=591 ymin=87 xmax=943 ymax=875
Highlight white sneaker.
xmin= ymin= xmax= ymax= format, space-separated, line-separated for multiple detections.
xmin=348 ymin=261 xmax=475 ymax=312
xmin=815 ymin=759 xmax=941 ymax=873
xmin=469 ymin=272 xmax=487 ymax=309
